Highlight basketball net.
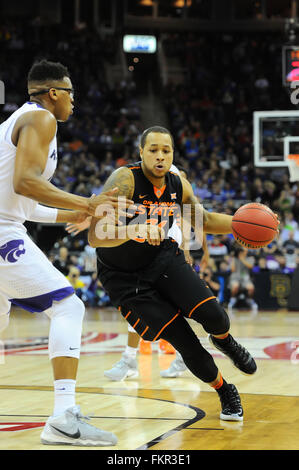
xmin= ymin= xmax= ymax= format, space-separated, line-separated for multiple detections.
xmin=287 ymin=154 xmax=299 ymax=182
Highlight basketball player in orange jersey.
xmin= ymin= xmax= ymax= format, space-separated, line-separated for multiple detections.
xmin=103 ymin=167 xmax=210 ymax=379
xmin=66 ymin=166 xmax=210 ymax=379
xmin=88 ymin=126 xmax=257 ymax=422
xmin=0 ymin=59 xmax=134 ymax=446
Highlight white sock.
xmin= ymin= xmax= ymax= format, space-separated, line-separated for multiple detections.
xmin=124 ymin=345 xmax=138 ymax=358
xmin=53 ymin=379 xmax=76 ymax=417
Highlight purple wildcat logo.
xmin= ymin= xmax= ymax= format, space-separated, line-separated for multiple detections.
xmin=0 ymin=240 xmax=26 ymax=263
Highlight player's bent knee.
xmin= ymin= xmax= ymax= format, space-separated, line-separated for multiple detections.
xmin=45 ymin=294 xmax=85 ymax=322
xmin=68 ymin=294 xmax=85 ymax=321
xmin=191 ymin=299 xmax=230 ymax=335
xmin=47 ymin=295 xmax=85 ymax=361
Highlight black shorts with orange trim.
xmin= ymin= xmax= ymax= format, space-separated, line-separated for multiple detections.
xmin=155 ymin=249 xmax=217 ymax=319
xmin=98 ymin=248 xmax=219 ymax=342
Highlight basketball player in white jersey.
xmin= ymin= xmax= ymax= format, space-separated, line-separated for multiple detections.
xmin=0 ymin=59 xmax=132 ymax=446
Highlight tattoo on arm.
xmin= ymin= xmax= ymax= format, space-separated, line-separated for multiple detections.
xmin=88 ymin=167 xmax=135 ymax=247
xmin=102 ymin=167 xmax=135 ymax=199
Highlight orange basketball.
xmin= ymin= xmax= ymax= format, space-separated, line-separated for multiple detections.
xmin=232 ymin=203 xmax=279 ymax=249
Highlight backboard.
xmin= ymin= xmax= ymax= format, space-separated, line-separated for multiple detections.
xmin=253 ymin=110 xmax=299 ymax=180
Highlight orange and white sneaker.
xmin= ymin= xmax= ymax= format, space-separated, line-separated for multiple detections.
xmin=159 ymin=339 xmax=176 ymax=354
xmin=139 ymin=339 xmax=152 ymax=355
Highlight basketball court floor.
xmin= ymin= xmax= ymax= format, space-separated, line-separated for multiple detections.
xmin=0 ymin=305 xmax=299 ymax=451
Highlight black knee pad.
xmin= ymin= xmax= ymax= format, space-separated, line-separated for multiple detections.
xmin=191 ymin=298 xmax=230 ymax=335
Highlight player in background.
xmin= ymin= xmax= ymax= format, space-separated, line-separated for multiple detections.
xmin=88 ymin=126 xmax=257 ymax=422
xmin=0 ymin=59 xmax=133 ymax=446
xmin=228 ymin=246 xmax=258 ymax=313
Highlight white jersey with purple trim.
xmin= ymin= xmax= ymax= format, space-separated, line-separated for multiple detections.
xmin=0 ymin=101 xmax=58 ymax=226
xmin=0 ymin=102 xmax=73 ymax=315
xmin=0 ymin=224 xmax=74 ymax=314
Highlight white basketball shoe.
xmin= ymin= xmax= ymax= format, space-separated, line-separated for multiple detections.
xmin=104 ymin=353 xmax=139 ymax=381
xmin=41 ymin=405 xmax=117 ymax=446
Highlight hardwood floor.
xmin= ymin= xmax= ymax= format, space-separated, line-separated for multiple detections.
xmin=1 ymin=306 xmax=299 ymax=451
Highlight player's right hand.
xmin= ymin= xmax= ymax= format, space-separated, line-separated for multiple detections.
xmin=142 ymin=224 xmax=166 ymax=246
xmin=87 ymin=187 xmax=136 ymax=221
xmin=127 ymin=223 xmax=165 ymax=245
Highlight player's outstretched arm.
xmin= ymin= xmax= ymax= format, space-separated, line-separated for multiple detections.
xmin=13 ymin=111 xmax=133 ymax=217
xmin=203 ymin=210 xmax=233 ymax=234
xmin=181 ymin=177 xmax=232 ymax=235
xmin=28 ymin=203 xmax=92 ymax=226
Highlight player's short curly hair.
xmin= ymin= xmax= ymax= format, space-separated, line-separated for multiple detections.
xmin=27 ymin=59 xmax=70 ymax=83
xmin=140 ymin=126 xmax=174 ymax=149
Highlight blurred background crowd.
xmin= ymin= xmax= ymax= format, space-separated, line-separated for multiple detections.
xmin=1 ymin=0 xmax=298 ymax=310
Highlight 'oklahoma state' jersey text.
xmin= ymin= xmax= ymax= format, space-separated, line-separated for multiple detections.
xmin=96 ymin=161 xmax=183 ymax=272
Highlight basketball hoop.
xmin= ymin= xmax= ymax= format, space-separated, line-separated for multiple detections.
xmin=287 ymin=154 xmax=299 ymax=181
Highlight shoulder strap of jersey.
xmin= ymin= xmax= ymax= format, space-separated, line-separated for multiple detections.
xmin=126 ymin=161 xmax=142 ymax=170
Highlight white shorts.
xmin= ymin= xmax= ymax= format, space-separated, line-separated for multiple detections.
xmin=0 ymin=224 xmax=74 ymax=314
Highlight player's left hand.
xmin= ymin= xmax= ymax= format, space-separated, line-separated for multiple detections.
xmin=66 ymin=214 xmax=92 ymax=235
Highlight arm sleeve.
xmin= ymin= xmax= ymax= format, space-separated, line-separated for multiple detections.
xmin=28 ymin=204 xmax=58 ymax=223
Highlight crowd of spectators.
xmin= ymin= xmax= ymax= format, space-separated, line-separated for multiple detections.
xmin=160 ymin=31 xmax=299 ymax=308
xmin=162 ymin=31 xmax=297 ymax=210
xmin=1 ymin=21 xmax=298 ymax=309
